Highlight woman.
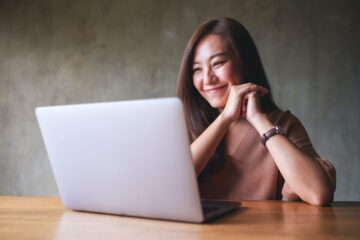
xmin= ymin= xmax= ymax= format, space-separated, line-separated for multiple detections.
xmin=177 ymin=17 xmax=336 ymax=206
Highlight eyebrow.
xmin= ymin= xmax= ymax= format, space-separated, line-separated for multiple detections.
xmin=193 ymin=52 xmax=228 ymax=65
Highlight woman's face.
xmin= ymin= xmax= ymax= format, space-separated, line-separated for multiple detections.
xmin=192 ymin=34 xmax=243 ymax=108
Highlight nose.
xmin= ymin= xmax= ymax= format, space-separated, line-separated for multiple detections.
xmin=204 ymin=67 xmax=218 ymax=85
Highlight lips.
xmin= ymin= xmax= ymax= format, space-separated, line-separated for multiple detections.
xmin=204 ymin=85 xmax=227 ymax=93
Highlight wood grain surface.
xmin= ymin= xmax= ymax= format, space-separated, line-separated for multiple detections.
xmin=0 ymin=196 xmax=359 ymax=240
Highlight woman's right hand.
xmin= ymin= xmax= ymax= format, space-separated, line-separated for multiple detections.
xmin=220 ymin=83 xmax=269 ymax=124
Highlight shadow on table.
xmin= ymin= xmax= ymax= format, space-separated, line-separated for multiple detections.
xmin=205 ymin=207 xmax=250 ymax=225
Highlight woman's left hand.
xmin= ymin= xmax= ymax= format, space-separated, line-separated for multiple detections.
xmin=242 ymin=91 xmax=266 ymax=126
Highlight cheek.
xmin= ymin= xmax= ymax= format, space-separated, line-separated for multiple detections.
xmin=192 ymin=76 xmax=202 ymax=91
xmin=228 ymin=71 xmax=242 ymax=85
xmin=216 ymin=67 xmax=238 ymax=85
xmin=221 ymin=63 xmax=242 ymax=84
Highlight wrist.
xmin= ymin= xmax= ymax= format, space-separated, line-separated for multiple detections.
xmin=218 ymin=111 xmax=233 ymax=129
xmin=261 ymin=125 xmax=283 ymax=145
xmin=249 ymin=113 xmax=273 ymax=135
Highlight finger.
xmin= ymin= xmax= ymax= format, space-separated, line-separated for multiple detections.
xmin=242 ymin=93 xmax=249 ymax=117
xmin=243 ymin=103 xmax=247 ymax=118
xmin=253 ymin=86 xmax=268 ymax=95
xmin=238 ymin=84 xmax=269 ymax=96
xmin=258 ymin=89 xmax=269 ymax=96
xmin=232 ymin=83 xmax=267 ymax=92
xmin=239 ymin=97 xmax=244 ymax=116
xmin=244 ymin=91 xmax=257 ymax=100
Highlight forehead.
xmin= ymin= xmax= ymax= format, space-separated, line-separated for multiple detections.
xmin=193 ymin=34 xmax=229 ymax=63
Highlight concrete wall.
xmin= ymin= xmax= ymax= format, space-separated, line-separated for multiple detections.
xmin=0 ymin=0 xmax=359 ymax=200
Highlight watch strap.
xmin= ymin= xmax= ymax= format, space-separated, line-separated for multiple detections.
xmin=261 ymin=125 xmax=282 ymax=145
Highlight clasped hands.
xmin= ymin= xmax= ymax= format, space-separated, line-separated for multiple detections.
xmin=220 ymin=83 xmax=271 ymax=131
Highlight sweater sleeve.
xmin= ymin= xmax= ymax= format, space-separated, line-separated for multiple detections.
xmin=280 ymin=113 xmax=336 ymax=200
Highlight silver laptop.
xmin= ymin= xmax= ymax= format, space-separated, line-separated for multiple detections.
xmin=35 ymin=97 xmax=240 ymax=223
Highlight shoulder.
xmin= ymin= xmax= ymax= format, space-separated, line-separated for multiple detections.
xmin=268 ymin=109 xmax=302 ymax=132
xmin=268 ymin=109 xmax=312 ymax=149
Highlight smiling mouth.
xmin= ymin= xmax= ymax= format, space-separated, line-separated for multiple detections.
xmin=204 ymin=85 xmax=227 ymax=93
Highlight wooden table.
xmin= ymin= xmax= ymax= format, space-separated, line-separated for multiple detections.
xmin=0 ymin=196 xmax=359 ymax=239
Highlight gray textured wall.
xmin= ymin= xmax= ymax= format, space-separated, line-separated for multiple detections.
xmin=0 ymin=0 xmax=359 ymax=200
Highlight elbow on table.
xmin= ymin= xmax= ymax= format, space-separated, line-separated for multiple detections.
xmin=308 ymin=190 xmax=334 ymax=206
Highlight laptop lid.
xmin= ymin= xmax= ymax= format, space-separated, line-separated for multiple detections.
xmin=36 ymin=97 xmax=204 ymax=223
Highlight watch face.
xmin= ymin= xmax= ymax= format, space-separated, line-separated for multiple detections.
xmin=275 ymin=125 xmax=283 ymax=134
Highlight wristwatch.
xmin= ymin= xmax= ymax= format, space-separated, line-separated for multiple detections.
xmin=261 ymin=125 xmax=283 ymax=145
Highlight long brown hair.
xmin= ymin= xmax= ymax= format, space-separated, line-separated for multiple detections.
xmin=177 ymin=17 xmax=278 ymax=176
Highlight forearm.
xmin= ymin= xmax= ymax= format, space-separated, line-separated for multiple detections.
xmin=190 ymin=113 xmax=230 ymax=176
xmin=252 ymin=114 xmax=334 ymax=206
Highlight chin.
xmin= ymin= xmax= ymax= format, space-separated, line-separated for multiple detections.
xmin=208 ymin=99 xmax=226 ymax=109
xmin=203 ymin=90 xmax=230 ymax=109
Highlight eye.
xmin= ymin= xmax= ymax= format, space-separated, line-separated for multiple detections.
xmin=212 ymin=61 xmax=226 ymax=68
xmin=192 ymin=67 xmax=201 ymax=74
